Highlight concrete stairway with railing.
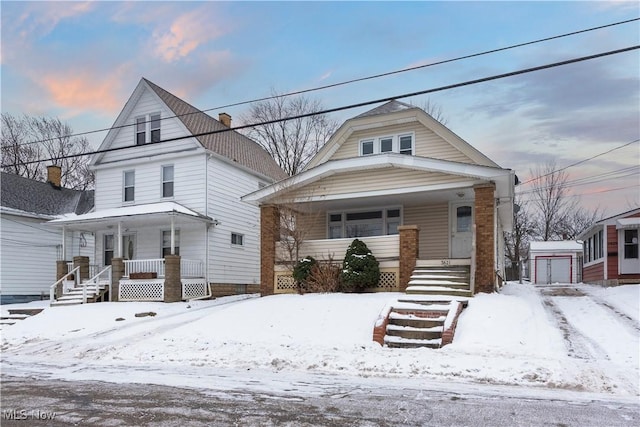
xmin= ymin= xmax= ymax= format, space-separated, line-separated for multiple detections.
xmin=50 ymin=280 xmax=110 ymax=306
xmin=374 ymin=265 xmax=471 ymax=349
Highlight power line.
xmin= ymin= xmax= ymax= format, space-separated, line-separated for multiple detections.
xmin=519 ymin=184 xmax=639 ymax=201
xmin=516 ymin=166 xmax=639 ymax=195
xmin=2 ymin=45 xmax=638 ymax=169
xmin=519 ymin=139 xmax=640 ymax=186
xmin=8 ymin=17 xmax=640 ymax=148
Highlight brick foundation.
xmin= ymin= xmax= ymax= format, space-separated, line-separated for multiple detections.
xmin=474 ymin=183 xmax=496 ymax=294
xmin=111 ymin=258 xmax=124 ymax=302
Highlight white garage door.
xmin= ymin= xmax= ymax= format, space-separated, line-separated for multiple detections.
xmin=535 ymin=257 xmax=571 ymax=284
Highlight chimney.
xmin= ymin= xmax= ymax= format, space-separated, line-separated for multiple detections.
xmin=47 ymin=165 xmax=62 ymax=188
xmin=218 ymin=113 xmax=232 ymax=128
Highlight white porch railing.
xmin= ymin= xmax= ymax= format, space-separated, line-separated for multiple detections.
xmin=66 ymin=262 xmax=100 ymax=278
xmin=83 ymin=266 xmax=112 ymax=303
xmin=277 ymin=234 xmax=400 ymax=262
xmin=50 ymin=266 xmax=80 ymax=302
xmin=123 ymin=258 xmax=204 ymax=278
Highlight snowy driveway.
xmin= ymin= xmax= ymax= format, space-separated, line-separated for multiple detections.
xmin=538 ymin=284 xmax=640 ymax=395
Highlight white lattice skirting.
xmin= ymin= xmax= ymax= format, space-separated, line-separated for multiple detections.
xmin=182 ymin=279 xmax=208 ymax=299
xmin=274 ymin=269 xmax=398 ymax=293
xmin=119 ymin=279 xmax=165 ymax=301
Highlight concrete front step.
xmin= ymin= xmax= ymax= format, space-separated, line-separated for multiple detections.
xmin=0 ymin=314 xmax=30 ymax=320
xmin=407 ymin=280 xmax=470 ymax=289
xmin=410 ymin=273 xmax=469 ymax=281
xmin=8 ymin=308 xmax=44 ymax=316
xmin=388 ymin=312 xmax=446 ymax=328
xmin=50 ymin=299 xmax=84 ymax=307
xmin=406 ymin=286 xmax=473 ymax=298
xmin=386 ymin=324 xmax=443 ymax=340
xmin=397 ymin=296 xmax=470 ymax=308
xmin=384 ymin=335 xmax=442 ymax=349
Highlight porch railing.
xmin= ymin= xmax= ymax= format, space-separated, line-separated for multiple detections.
xmin=83 ymin=266 xmax=112 ymax=303
xmin=66 ymin=262 xmax=100 ymax=278
xmin=123 ymin=258 xmax=204 ymax=278
xmin=276 ymin=234 xmax=400 ymax=263
xmin=50 ymin=266 xmax=80 ymax=302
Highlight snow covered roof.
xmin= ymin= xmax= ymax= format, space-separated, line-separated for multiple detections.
xmin=0 ymin=172 xmax=94 ymax=217
xmin=529 ymin=241 xmax=583 ymax=252
xmin=47 ymin=202 xmax=212 ymax=227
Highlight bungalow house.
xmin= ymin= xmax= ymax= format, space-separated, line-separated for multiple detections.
xmin=0 ymin=167 xmax=94 ymax=303
xmin=579 ymin=208 xmax=640 ymax=286
xmin=243 ymin=100 xmax=516 ymax=296
xmin=47 ymin=78 xmax=286 ymax=304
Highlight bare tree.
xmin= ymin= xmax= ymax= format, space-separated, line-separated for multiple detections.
xmin=504 ymin=196 xmax=536 ymax=278
xmin=241 ymin=92 xmax=338 ymax=176
xmin=1 ymin=113 xmax=94 ymax=190
xmin=528 ymin=160 xmax=602 ymax=241
xmin=419 ymin=98 xmax=448 ymax=125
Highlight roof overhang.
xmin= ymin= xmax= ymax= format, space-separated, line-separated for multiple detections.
xmin=616 ymin=217 xmax=640 ymax=229
xmin=47 ymin=202 xmax=214 ymax=231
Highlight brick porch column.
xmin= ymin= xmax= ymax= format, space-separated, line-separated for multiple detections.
xmin=260 ymin=205 xmax=279 ymax=297
xmin=398 ymin=225 xmax=420 ymax=292
xmin=474 ymin=183 xmax=496 ymax=294
xmin=73 ymin=256 xmax=90 ymax=282
xmin=111 ymin=258 xmax=124 ymax=302
xmin=164 ymin=255 xmax=182 ymax=302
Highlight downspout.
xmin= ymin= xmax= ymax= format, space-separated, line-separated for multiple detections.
xmin=603 ymin=225 xmax=608 ymax=281
xmin=204 ymin=154 xmax=210 ymax=286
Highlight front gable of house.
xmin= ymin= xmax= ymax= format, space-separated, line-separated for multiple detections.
xmin=91 ymin=79 xmax=203 ymax=167
xmin=306 ymin=100 xmax=499 ymax=170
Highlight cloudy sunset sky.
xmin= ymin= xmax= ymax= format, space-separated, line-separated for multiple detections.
xmin=1 ymin=1 xmax=638 ymax=213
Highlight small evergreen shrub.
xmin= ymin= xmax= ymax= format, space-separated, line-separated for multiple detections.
xmin=292 ymin=256 xmax=317 ymax=292
xmin=341 ymin=239 xmax=380 ymax=292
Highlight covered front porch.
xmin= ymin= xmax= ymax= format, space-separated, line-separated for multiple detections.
xmin=48 ymin=202 xmax=214 ymax=302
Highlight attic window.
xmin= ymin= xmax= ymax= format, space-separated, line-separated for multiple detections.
xmin=359 ymin=133 xmax=414 ymax=156
xmin=135 ymin=113 xmax=161 ymax=145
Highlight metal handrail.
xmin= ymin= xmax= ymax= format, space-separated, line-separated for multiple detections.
xmin=50 ymin=266 xmax=80 ymax=302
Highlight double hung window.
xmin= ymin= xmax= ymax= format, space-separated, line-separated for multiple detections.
xmin=135 ymin=113 xmax=161 ymax=145
xmin=359 ymin=133 xmax=414 ymax=156
xmin=123 ymin=170 xmax=135 ymax=202
xmin=162 ymin=165 xmax=174 ymax=198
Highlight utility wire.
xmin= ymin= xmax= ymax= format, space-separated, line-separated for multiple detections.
xmin=2 ymin=45 xmax=638 ymax=168
xmin=519 ymin=139 xmax=640 ymax=185
xmin=516 ymin=167 xmax=639 ymax=195
xmin=8 ymin=17 xmax=640 ymax=148
xmin=519 ymin=184 xmax=639 ymax=201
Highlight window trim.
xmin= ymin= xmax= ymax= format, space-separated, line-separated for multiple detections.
xmin=161 ymin=164 xmax=174 ymax=199
xmin=161 ymin=229 xmax=180 ymax=257
xmin=123 ymin=170 xmax=135 ymax=203
xmin=231 ymin=232 xmax=244 ymax=247
xmin=326 ymin=206 xmax=403 ymax=239
xmin=134 ymin=112 xmax=161 ymax=145
xmin=358 ymin=132 xmax=415 ymax=157
xmin=583 ymin=227 xmax=605 ymax=266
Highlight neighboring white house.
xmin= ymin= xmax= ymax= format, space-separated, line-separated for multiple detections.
xmin=529 ymin=241 xmax=583 ymax=285
xmin=47 ymin=78 xmax=286 ymax=302
xmin=0 ymin=168 xmax=95 ymax=303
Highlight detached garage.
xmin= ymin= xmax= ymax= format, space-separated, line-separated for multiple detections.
xmin=529 ymin=241 xmax=583 ymax=285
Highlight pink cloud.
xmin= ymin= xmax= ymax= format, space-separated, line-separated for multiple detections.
xmin=153 ymin=7 xmax=229 ymax=63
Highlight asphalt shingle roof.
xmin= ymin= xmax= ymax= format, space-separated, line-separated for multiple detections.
xmin=0 ymin=172 xmax=94 ymax=217
xmin=354 ymin=100 xmax=417 ymax=119
xmin=144 ymin=79 xmax=287 ymax=182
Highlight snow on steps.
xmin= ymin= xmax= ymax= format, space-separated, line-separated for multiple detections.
xmin=50 ymin=281 xmax=108 ymax=307
xmin=0 ymin=308 xmax=44 ymax=329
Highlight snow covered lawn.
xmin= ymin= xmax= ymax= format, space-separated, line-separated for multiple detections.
xmin=1 ymin=283 xmax=638 ymax=397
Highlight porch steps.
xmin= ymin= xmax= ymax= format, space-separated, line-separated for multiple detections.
xmin=50 ymin=281 xmax=109 ymax=307
xmin=377 ymin=265 xmax=470 ymax=349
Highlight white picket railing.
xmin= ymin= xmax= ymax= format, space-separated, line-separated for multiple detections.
xmin=50 ymin=266 xmax=80 ymax=302
xmin=123 ymin=258 xmax=204 ymax=278
xmin=66 ymin=262 xmax=100 ymax=279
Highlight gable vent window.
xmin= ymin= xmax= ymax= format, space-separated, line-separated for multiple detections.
xmin=359 ymin=133 xmax=414 ymax=156
xmin=135 ymin=113 xmax=161 ymax=145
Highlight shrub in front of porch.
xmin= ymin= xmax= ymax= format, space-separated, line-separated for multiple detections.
xmin=341 ymin=239 xmax=380 ymax=292
xmin=293 ymin=256 xmax=318 ymax=292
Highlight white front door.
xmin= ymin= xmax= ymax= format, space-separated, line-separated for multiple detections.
xmin=619 ymin=229 xmax=640 ymax=274
xmin=451 ymin=202 xmax=473 ymax=258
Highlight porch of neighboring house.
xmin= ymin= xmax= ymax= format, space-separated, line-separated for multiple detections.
xmin=261 ymin=182 xmax=501 ymax=297
xmin=47 ymin=203 xmax=213 ymax=305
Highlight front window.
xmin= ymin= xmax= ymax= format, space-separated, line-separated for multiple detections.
xmin=162 ymin=165 xmax=174 ymax=198
xmin=150 ymin=114 xmax=161 ymax=143
xmin=162 ymin=230 xmax=180 ymax=256
xmin=136 ymin=117 xmax=146 ymax=145
xmin=380 ymin=137 xmax=393 ymax=153
xmin=104 ymin=234 xmax=114 ymax=266
xmin=135 ymin=113 xmax=161 ymax=145
xmin=358 ymin=133 xmax=415 ymax=156
xmin=123 ymin=170 xmax=135 ymax=202
xmin=328 ymin=208 xmax=401 ymax=239
xmin=399 ymin=135 xmax=413 ymax=155
xmin=361 ymin=140 xmax=374 ymax=156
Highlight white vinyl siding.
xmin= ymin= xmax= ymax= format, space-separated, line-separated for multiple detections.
xmin=94 ymin=154 xmax=206 ymax=211
xmin=332 ymin=123 xmax=474 ymax=164
xmin=207 ymin=156 xmax=263 ymax=285
xmin=0 ymin=215 xmax=94 ymax=296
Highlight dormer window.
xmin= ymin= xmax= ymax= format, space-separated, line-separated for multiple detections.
xmin=135 ymin=113 xmax=161 ymax=145
xmin=359 ymin=133 xmax=414 ymax=156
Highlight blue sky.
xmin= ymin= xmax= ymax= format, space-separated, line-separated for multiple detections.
xmin=1 ymin=1 xmax=639 ymax=212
